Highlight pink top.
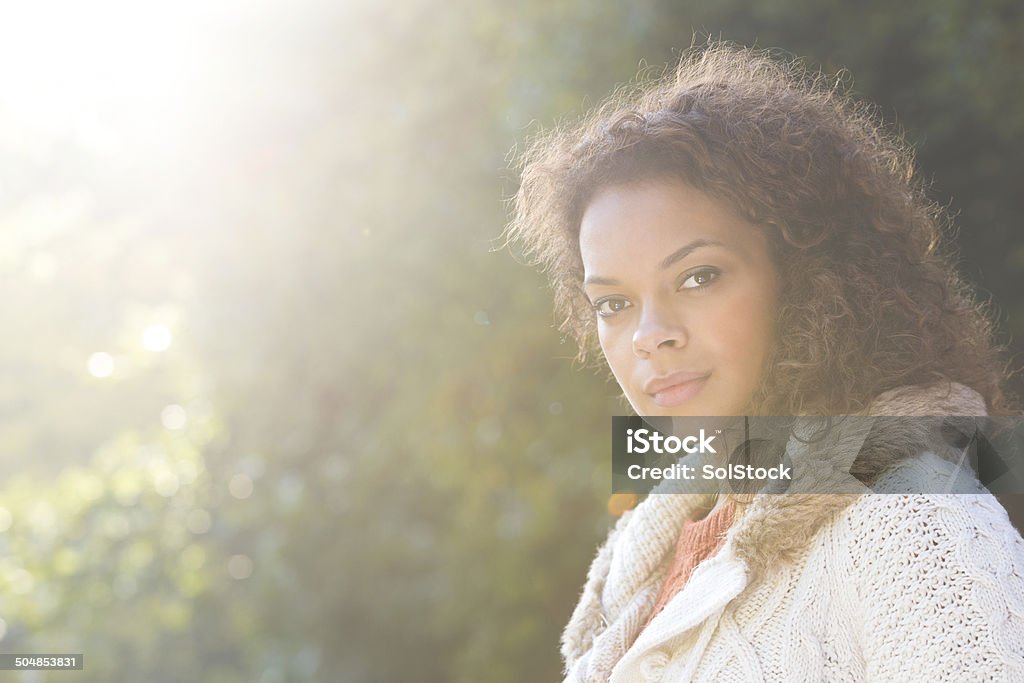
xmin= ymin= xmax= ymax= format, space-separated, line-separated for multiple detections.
xmin=642 ymin=499 xmax=737 ymax=630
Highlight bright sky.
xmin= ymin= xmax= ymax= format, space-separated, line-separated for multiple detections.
xmin=0 ymin=2 xmax=221 ymax=128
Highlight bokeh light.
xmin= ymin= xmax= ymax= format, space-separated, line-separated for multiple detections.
xmin=87 ymin=352 xmax=115 ymax=378
xmin=160 ymin=404 xmax=188 ymax=430
xmin=142 ymin=325 xmax=172 ymax=353
xmin=227 ymin=554 xmax=253 ymax=580
xmin=229 ymin=474 xmax=254 ymax=500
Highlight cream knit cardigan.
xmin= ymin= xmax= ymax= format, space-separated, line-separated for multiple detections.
xmin=562 ymin=384 xmax=1024 ymax=682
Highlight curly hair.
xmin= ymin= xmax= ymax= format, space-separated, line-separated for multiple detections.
xmin=507 ymin=42 xmax=1017 ymax=416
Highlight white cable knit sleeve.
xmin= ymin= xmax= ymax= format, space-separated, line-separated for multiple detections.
xmin=845 ymin=491 xmax=1024 ymax=682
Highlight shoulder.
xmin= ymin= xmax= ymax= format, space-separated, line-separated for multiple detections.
xmin=839 ymin=487 xmax=1023 ymax=564
xmin=839 ymin=489 xmax=1024 ymax=669
xmin=834 ymin=489 xmax=1024 ymax=679
xmin=807 ymin=486 xmax=1024 ymax=617
xmin=838 ymin=454 xmax=1022 ymax=567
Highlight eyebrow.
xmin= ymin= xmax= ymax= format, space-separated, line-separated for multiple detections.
xmin=583 ymin=238 xmax=724 ymax=286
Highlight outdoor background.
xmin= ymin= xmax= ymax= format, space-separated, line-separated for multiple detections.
xmin=1 ymin=1 xmax=1022 ymax=681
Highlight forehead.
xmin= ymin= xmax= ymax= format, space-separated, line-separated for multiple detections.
xmin=579 ymin=180 xmax=761 ymax=269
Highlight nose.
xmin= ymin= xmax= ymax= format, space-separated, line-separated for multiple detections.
xmin=632 ymin=302 xmax=687 ymax=357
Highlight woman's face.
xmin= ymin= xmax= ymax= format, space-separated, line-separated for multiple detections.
xmin=579 ymin=179 xmax=781 ymax=416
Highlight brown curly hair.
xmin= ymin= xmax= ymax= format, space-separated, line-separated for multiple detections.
xmin=507 ymin=42 xmax=1017 ymax=416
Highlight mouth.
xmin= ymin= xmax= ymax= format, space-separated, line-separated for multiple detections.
xmin=643 ymin=371 xmax=711 ymax=408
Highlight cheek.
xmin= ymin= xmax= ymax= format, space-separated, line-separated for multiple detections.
xmin=598 ymin=325 xmax=635 ymax=383
xmin=705 ymin=291 xmax=777 ymax=373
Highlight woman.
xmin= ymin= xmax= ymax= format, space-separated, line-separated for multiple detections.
xmin=508 ymin=44 xmax=1024 ymax=681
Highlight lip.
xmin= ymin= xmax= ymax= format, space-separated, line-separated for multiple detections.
xmin=643 ymin=371 xmax=711 ymax=408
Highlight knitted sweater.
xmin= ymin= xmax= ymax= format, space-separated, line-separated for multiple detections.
xmin=561 ymin=383 xmax=1024 ymax=682
xmin=642 ymin=500 xmax=736 ymax=631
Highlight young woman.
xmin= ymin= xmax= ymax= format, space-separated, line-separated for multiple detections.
xmin=509 ymin=44 xmax=1024 ymax=681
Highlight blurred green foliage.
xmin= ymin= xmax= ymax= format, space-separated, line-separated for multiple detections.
xmin=0 ymin=0 xmax=1021 ymax=680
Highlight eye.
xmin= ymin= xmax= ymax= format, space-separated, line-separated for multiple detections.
xmin=680 ymin=267 xmax=720 ymax=290
xmin=592 ymin=296 xmax=632 ymax=318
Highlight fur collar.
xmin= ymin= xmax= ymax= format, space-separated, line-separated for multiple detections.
xmin=561 ymin=382 xmax=988 ymax=678
xmin=729 ymin=382 xmax=987 ymax=577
